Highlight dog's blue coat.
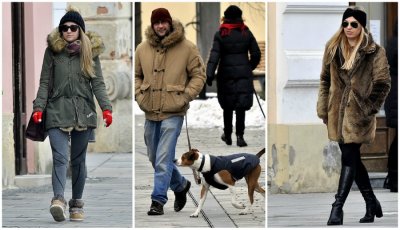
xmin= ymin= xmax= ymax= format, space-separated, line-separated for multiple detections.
xmin=202 ymin=153 xmax=260 ymax=190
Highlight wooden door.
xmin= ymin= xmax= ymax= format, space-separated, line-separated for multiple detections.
xmin=361 ymin=117 xmax=395 ymax=172
xmin=360 ymin=2 xmax=397 ymax=172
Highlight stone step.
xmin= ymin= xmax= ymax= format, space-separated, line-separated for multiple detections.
xmin=14 ymin=174 xmax=51 ymax=188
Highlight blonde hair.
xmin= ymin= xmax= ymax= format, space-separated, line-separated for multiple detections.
xmin=326 ymin=6 xmax=369 ymax=70
xmin=79 ymin=27 xmax=95 ymax=78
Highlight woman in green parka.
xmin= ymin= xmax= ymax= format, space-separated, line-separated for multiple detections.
xmin=32 ymin=7 xmax=112 ymax=222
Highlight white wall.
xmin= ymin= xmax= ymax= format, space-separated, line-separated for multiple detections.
xmin=53 ymin=2 xmax=67 ymax=27
xmin=276 ymin=3 xmax=348 ymax=124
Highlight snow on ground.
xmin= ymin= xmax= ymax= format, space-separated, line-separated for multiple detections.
xmin=134 ymin=94 xmax=265 ymax=130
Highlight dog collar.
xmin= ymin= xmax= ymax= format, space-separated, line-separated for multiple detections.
xmin=198 ymin=155 xmax=205 ymax=172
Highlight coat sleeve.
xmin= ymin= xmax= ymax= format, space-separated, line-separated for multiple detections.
xmin=316 ymin=45 xmax=331 ymax=120
xmin=206 ymin=32 xmax=220 ymax=81
xmin=33 ymin=47 xmax=53 ymax=112
xmin=248 ymin=30 xmax=261 ymax=70
xmin=91 ymin=56 xmax=113 ymax=112
xmin=185 ymin=44 xmax=206 ymax=100
xmin=366 ymin=46 xmax=391 ymax=115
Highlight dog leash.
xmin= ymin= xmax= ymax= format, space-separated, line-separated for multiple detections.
xmin=185 ymin=114 xmax=202 ymax=185
xmin=254 ymin=88 xmax=266 ymax=118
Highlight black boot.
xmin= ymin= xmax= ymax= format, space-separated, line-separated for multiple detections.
xmin=354 ymin=160 xmax=384 ymax=223
xmin=237 ymin=135 xmax=247 ymax=147
xmin=327 ymin=166 xmax=355 ymax=225
xmin=385 ymin=170 xmax=398 ymax=192
xmin=174 ymin=180 xmax=191 ymax=212
xmin=359 ymin=189 xmax=383 ymax=223
xmin=390 ymin=173 xmax=398 ymax=193
xmin=147 ymin=200 xmax=164 ymax=215
xmin=221 ymin=133 xmax=232 ymax=145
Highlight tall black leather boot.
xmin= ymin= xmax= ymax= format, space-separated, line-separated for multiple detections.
xmin=354 ymin=160 xmax=383 ymax=223
xmin=358 ymin=189 xmax=383 ymax=223
xmin=327 ymin=166 xmax=355 ymax=225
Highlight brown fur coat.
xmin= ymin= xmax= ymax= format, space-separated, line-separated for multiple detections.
xmin=317 ymin=33 xmax=391 ymax=144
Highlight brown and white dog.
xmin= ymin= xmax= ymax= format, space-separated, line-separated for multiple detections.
xmin=175 ymin=148 xmax=265 ymax=217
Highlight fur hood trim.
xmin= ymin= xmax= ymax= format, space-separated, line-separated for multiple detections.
xmin=47 ymin=28 xmax=105 ymax=57
xmin=145 ymin=20 xmax=185 ymax=48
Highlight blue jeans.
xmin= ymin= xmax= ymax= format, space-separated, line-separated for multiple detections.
xmin=144 ymin=116 xmax=187 ymax=205
xmin=48 ymin=128 xmax=92 ymax=199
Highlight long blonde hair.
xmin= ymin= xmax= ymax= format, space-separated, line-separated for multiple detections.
xmin=326 ymin=7 xmax=369 ymax=70
xmin=79 ymin=27 xmax=95 ymax=78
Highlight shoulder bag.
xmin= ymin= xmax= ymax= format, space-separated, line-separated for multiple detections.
xmin=25 ymin=54 xmax=54 ymax=141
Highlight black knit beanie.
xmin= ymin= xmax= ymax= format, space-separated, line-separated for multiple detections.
xmin=59 ymin=10 xmax=85 ymax=32
xmin=224 ymin=5 xmax=242 ymax=20
xmin=342 ymin=8 xmax=367 ymax=28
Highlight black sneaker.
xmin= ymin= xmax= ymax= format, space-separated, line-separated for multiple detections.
xmin=174 ymin=181 xmax=191 ymax=212
xmin=147 ymin=200 xmax=164 ymax=215
xmin=221 ymin=133 xmax=232 ymax=145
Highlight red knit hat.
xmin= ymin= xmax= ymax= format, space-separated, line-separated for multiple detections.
xmin=151 ymin=8 xmax=172 ymax=25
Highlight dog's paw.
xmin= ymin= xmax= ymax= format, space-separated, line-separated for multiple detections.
xmin=232 ymin=202 xmax=245 ymax=209
xmin=239 ymin=211 xmax=248 ymax=215
xmin=190 ymin=213 xmax=199 ymax=218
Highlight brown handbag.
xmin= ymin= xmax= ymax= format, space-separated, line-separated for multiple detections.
xmin=25 ymin=55 xmax=54 ymax=142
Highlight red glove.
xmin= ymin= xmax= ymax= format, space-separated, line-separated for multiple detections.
xmin=32 ymin=111 xmax=43 ymax=124
xmin=102 ymin=110 xmax=112 ymax=127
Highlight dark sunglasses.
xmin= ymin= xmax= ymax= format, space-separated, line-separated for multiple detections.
xmin=60 ymin=25 xmax=79 ymax=32
xmin=342 ymin=21 xmax=359 ymax=29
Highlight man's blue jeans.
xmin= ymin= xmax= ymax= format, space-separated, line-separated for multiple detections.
xmin=144 ymin=116 xmax=187 ymax=205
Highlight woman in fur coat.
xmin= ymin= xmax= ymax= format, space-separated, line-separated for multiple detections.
xmin=317 ymin=6 xmax=391 ymax=225
xmin=32 ymin=7 xmax=112 ymax=222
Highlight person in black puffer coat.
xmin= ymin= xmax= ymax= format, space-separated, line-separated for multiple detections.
xmin=384 ymin=21 xmax=398 ymax=193
xmin=206 ymin=5 xmax=261 ymax=147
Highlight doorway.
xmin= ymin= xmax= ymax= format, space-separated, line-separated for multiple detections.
xmin=12 ymin=2 xmax=28 ymax=175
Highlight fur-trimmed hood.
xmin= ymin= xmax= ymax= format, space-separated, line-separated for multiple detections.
xmin=144 ymin=20 xmax=185 ymax=48
xmin=47 ymin=28 xmax=105 ymax=57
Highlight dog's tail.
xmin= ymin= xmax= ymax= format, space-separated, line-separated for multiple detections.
xmin=256 ymin=148 xmax=265 ymax=158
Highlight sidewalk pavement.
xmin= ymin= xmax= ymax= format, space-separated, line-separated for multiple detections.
xmin=134 ymin=114 xmax=266 ymax=228
xmin=2 ymin=152 xmax=132 ymax=228
xmin=268 ymin=189 xmax=398 ymax=228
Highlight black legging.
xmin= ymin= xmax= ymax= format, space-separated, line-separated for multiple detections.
xmin=339 ymin=143 xmax=372 ymax=190
xmin=223 ymin=109 xmax=245 ymax=136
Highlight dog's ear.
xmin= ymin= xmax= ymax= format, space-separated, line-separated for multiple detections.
xmin=189 ymin=154 xmax=196 ymax=161
xmin=189 ymin=149 xmax=198 ymax=161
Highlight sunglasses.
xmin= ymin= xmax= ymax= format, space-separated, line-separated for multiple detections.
xmin=60 ymin=25 xmax=79 ymax=32
xmin=342 ymin=21 xmax=359 ymax=29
